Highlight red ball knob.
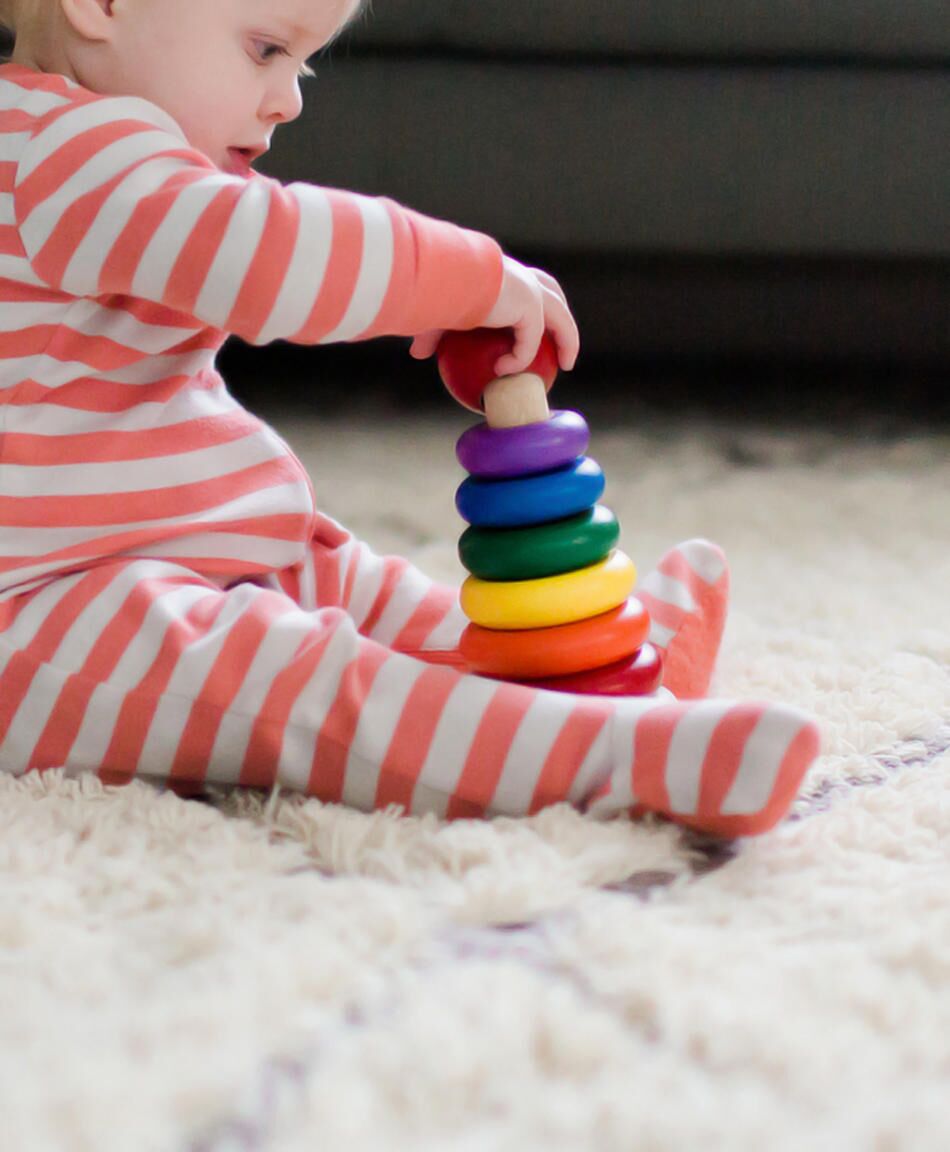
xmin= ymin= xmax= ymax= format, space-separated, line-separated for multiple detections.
xmin=436 ymin=328 xmax=559 ymax=413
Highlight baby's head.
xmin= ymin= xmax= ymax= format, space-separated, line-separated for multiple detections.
xmin=3 ymin=0 xmax=363 ymax=174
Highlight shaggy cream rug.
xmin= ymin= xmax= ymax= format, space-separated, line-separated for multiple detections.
xmin=1 ymin=398 xmax=947 ymax=1152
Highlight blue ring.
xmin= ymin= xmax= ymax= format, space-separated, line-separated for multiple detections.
xmin=455 ymin=457 xmax=605 ymax=527
xmin=456 ymin=410 xmax=590 ymax=479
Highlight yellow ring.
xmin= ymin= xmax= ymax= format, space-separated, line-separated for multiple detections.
xmin=460 ymin=550 xmax=637 ymax=630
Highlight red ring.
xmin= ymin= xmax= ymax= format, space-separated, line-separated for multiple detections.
xmin=437 ymin=328 xmax=559 ymax=413
xmin=528 ymin=644 xmax=664 ymax=697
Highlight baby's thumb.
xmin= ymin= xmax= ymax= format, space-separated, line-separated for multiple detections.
xmin=494 ymin=315 xmax=544 ymax=377
xmin=409 ymin=330 xmax=443 ymax=359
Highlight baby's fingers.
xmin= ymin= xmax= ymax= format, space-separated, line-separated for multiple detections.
xmin=530 ymin=267 xmax=569 ymax=307
xmin=542 ymin=287 xmax=580 ymax=371
xmin=409 ymin=330 xmax=444 ymax=360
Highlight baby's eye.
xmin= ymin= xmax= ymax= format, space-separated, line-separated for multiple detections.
xmin=251 ymin=40 xmax=291 ymax=64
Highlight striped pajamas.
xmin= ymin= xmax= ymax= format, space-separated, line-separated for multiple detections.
xmin=0 ymin=516 xmax=818 ymax=833
xmin=0 ymin=63 xmax=819 ymax=835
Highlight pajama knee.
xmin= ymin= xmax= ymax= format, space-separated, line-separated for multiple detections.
xmin=291 ymin=513 xmax=464 ymax=653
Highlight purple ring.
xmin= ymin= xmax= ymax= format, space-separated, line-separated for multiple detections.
xmin=455 ymin=410 xmax=590 ymax=479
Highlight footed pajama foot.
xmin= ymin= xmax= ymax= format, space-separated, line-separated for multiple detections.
xmin=585 ymin=696 xmax=820 ymax=838
xmin=639 ymin=538 xmax=729 ymax=699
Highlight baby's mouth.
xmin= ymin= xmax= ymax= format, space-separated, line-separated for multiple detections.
xmin=225 ymin=148 xmax=252 ymax=175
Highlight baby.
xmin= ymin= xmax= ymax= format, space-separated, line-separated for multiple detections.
xmin=0 ymin=0 xmax=819 ymax=835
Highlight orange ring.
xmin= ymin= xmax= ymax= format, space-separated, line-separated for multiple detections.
xmin=460 ymin=597 xmax=650 ymax=679
xmin=528 ymin=643 xmax=664 ymax=697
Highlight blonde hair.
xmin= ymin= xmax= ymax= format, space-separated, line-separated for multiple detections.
xmin=296 ymin=0 xmax=370 ymax=79
xmin=0 ymin=0 xmax=372 ymax=69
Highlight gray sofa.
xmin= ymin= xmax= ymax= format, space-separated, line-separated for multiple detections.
xmin=3 ymin=6 xmax=946 ymax=374
xmin=260 ymin=1 xmax=950 ymax=367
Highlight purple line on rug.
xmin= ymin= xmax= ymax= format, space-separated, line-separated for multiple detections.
xmin=790 ymin=723 xmax=950 ymax=821
xmin=189 ymin=1055 xmax=310 ymax=1152
xmin=187 ymin=723 xmax=950 ymax=1149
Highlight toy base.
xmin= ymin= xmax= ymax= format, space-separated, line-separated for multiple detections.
xmin=524 ymin=643 xmax=664 ymax=697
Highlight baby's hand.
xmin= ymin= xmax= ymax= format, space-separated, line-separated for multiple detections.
xmin=409 ymin=256 xmax=580 ymax=378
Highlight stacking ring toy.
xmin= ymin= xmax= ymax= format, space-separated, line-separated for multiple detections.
xmin=460 ymin=549 xmax=636 ymax=630
xmin=456 ymin=411 xmax=590 ymax=479
xmin=459 ymin=505 xmax=620 ymax=582
xmin=529 ymin=643 xmax=664 ymax=697
xmin=437 ymin=328 xmax=559 ymax=413
xmin=456 ymin=457 xmax=605 ymax=528
xmin=460 ymin=598 xmax=650 ymax=679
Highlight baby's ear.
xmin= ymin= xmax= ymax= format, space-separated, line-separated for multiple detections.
xmin=60 ymin=0 xmax=114 ymax=42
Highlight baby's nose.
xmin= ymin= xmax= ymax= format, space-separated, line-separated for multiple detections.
xmin=263 ymin=79 xmax=303 ymax=125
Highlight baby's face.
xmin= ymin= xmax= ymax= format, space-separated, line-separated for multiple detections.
xmin=93 ymin=0 xmax=357 ymax=174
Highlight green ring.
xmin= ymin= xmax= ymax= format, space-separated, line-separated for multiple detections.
xmin=458 ymin=505 xmax=620 ymax=581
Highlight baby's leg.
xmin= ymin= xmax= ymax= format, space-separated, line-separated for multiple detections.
xmin=0 ymin=557 xmax=817 ymax=836
xmin=266 ymin=514 xmax=730 ymax=690
xmin=265 ymin=511 xmax=468 ymax=661
xmin=0 ymin=559 xmax=611 ymax=811
xmin=638 ymin=538 xmax=730 ymax=698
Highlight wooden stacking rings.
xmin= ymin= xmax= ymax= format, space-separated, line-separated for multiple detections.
xmin=529 ymin=642 xmax=664 ymax=696
xmin=455 ymin=410 xmax=590 ymax=478
xmin=455 ymin=457 xmax=605 ymax=528
xmin=458 ymin=505 xmax=620 ymax=582
xmin=460 ymin=597 xmax=651 ymax=679
xmin=460 ymin=549 xmax=636 ymax=630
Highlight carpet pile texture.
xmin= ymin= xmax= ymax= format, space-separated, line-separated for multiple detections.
xmin=1 ymin=403 xmax=947 ymax=1151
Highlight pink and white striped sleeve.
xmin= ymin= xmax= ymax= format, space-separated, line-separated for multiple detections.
xmin=12 ymin=91 xmax=504 ymax=345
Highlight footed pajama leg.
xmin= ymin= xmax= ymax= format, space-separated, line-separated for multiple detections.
xmin=0 ymin=527 xmax=818 ymax=837
xmin=281 ymin=515 xmax=731 ymax=686
xmin=639 ymin=538 xmax=729 ymax=699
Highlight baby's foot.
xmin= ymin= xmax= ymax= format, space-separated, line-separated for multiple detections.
xmin=638 ymin=538 xmax=729 ymax=698
xmin=586 ymin=695 xmax=820 ymax=837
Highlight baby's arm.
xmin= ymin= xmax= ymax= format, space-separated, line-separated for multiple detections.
xmin=12 ymin=91 xmax=567 ymax=367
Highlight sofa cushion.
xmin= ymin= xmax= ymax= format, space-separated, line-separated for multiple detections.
xmin=271 ymin=60 xmax=950 ymax=259
xmin=348 ymin=0 xmax=950 ymax=61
